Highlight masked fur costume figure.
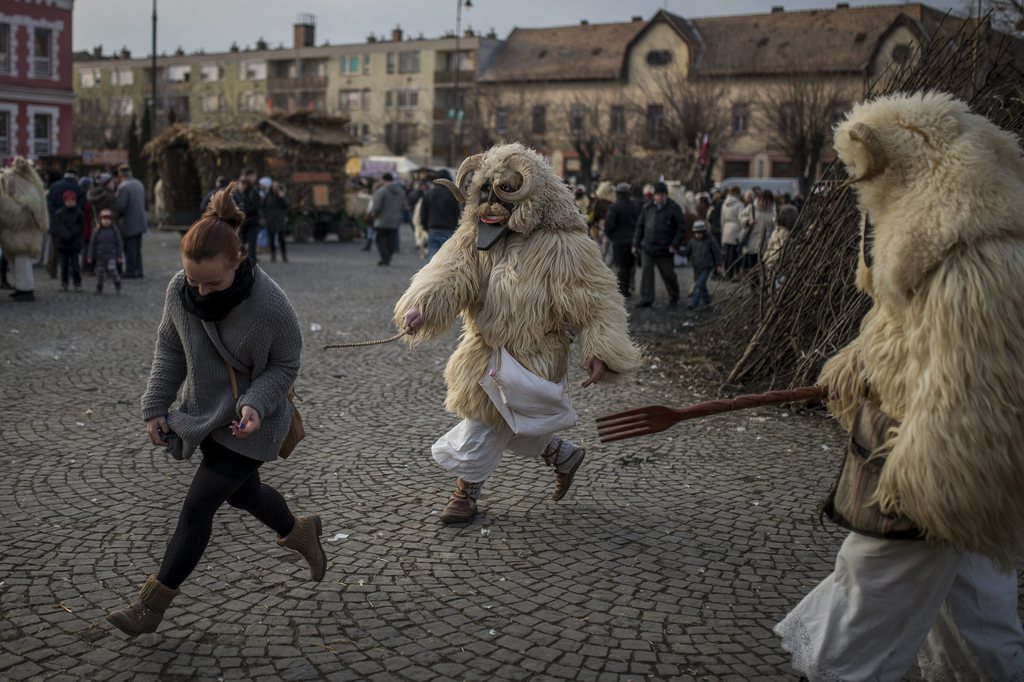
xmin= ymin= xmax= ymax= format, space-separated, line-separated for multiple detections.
xmin=394 ymin=143 xmax=643 ymax=523
xmin=775 ymin=92 xmax=1024 ymax=681
xmin=0 ymin=158 xmax=48 ymax=301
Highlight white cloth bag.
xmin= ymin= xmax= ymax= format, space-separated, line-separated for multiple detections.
xmin=478 ymin=347 xmax=578 ymax=438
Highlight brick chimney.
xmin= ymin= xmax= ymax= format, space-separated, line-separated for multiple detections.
xmin=392 ymin=25 xmax=403 ymax=42
xmin=294 ymin=13 xmax=316 ymax=48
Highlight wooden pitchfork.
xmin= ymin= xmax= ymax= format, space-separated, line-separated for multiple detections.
xmin=594 ymin=386 xmax=828 ymax=443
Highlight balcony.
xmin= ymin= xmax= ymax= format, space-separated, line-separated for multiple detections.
xmin=268 ymin=75 xmax=327 ymax=91
xmin=433 ymin=70 xmax=475 ymax=85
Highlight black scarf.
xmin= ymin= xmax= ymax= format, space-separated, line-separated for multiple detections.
xmin=179 ymin=259 xmax=256 ymax=321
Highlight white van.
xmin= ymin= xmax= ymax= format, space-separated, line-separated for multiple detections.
xmin=712 ymin=177 xmax=800 ymax=196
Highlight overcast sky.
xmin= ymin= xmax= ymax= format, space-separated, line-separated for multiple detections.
xmin=74 ymin=0 xmax=966 ymax=57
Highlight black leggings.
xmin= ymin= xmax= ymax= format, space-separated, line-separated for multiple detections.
xmin=157 ymin=437 xmax=294 ymax=589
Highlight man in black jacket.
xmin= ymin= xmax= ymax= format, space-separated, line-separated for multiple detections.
xmin=420 ymin=170 xmax=462 ymax=262
xmin=603 ymin=182 xmax=639 ymax=298
xmin=232 ymin=169 xmax=261 ymax=263
xmin=632 ymin=181 xmax=686 ymax=307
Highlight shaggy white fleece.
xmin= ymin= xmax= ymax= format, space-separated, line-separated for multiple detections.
xmin=0 ymin=158 xmax=48 ymax=259
xmin=822 ymin=92 xmax=1024 ymax=567
xmin=394 ymin=143 xmax=643 ymax=431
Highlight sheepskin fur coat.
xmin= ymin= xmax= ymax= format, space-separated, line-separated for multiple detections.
xmin=821 ymin=92 xmax=1024 ymax=567
xmin=394 ymin=143 xmax=643 ymax=431
xmin=0 ymin=158 xmax=48 ymax=259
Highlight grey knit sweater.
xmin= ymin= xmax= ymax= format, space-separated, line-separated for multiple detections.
xmin=140 ymin=267 xmax=302 ymax=461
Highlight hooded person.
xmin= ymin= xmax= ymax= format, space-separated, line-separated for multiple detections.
xmin=775 ymin=92 xmax=1024 ymax=681
xmin=394 ymin=143 xmax=643 ymax=524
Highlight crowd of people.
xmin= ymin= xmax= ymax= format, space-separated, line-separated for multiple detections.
xmin=0 ymin=164 xmax=147 ymax=300
xmin=579 ymin=178 xmax=805 ymax=311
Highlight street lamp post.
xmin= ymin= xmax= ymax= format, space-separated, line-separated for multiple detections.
xmin=448 ymin=0 xmax=472 ymax=167
xmin=151 ymin=0 xmax=157 ymax=138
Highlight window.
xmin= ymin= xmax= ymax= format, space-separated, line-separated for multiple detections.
xmin=0 ymin=110 xmax=10 ymax=156
xmin=300 ymin=59 xmax=326 ymax=77
xmin=646 ymin=50 xmax=672 ymax=67
xmin=892 ymin=43 xmax=911 ymax=63
xmin=199 ymin=63 xmax=223 ymax=82
xmin=0 ymin=23 xmax=10 ymax=74
xmin=570 ymin=104 xmax=584 ymax=136
xmin=238 ymin=91 xmax=266 ymax=112
xmin=239 ymin=60 xmax=267 ymax=81
xmin=386 ymin=52 xmax=395 ymax=74
xmin=32 ymin=113 xmax=52 ymax=156
xmin=342 ymin=55 xmax=360 ymax=74
xmin=645 ymin=104 xmax=664 ymax=146
xmin=111 ymin=68 xmax=134 ymax=86
xmin=531 ymin=105 xmax=546 ymax=135
xmin=167 ymin=65 xmax=191 ymax=83
xmin=443 ymin=51 xmax=468 ymax=72
xmin=779 ymin=103 xmax=796 ymax=135
xmin=724 ymin=159 xmax=750 ymax=177
xmin=732 ymin=103 xmax=749 ymax=133
xmin=363 ymin=54 xmax=371 ymax=75
xmin=200 ymin=94 xmax=224 ymax=113
xmin=610 ymin=105 xmax=625 ymax=134
xmin=495 ymin=108 xmax=509 ymax=135
xmin=112 ymin=97 xmax=134 ymax=116
xmin=398 ymin=51 xmax=420 ymax=74
xmin=32 ymin=28 xmax=52 ymax=77
xmin=396 ymin=88 xmax=418 ymax=110
xmin=385 ymin=122 xmax=417 ymax=151
xmin=385 ymin=90 xmax=393 ymax=109
xmin=338 ymin=89 xmax=361 ymax=111
xmin=79 ymin=68 xmax=101 ymax=88
xmin=297 ymin=91 xmax=325 ymax=110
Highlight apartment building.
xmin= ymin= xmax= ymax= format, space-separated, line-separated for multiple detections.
xmin=72 ymin=16 xmax=501 ymax=167
xmin=0 ymin=0 xmax=75 ymax=161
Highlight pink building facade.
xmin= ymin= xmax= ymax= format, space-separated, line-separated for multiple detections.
xmin=0 ymin=0 xmax=74 ymax=162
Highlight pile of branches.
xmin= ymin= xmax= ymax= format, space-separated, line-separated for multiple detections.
xmin=716 ymin=16 xmax=1024 ymax=390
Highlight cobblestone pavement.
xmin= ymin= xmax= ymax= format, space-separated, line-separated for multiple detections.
xmin=1 ymin=230 xmax=1021 ymax=682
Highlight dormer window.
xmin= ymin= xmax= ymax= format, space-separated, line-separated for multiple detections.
xmin=892 ymin=43 xmax=911 ymax=63
xmin=646 ymin=50 xmax=672 ymax=67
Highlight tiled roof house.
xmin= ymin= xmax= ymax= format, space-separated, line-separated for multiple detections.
xmin=476 ymin=3 xmax=1007 ymax=185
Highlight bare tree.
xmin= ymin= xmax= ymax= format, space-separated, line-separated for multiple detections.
xmin=637 ymin=70 xmax=731 ymax=187
xmin=556 ymin=92 xmax=648 ymax=187
xmin=755 ymin=74 xmax=850 ymax=195
xmin=74 ymin=99 xmax=131 ymax=151
xmin=963 ymin=0 xmax=1024 ymax=34
xmin=462 ymin=85 xmax=501 ymax=152
xmin=366 ymin=108 xmax=424 ymax=157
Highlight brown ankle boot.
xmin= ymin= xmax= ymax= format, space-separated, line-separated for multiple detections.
xmin=107 ymin=575 xmax=179 ymax=636
xmin=276 ymin=515 xmax=327 ymax=581
xmin=440 ymin=479 xmax=482 ymax=524
xmin=542 ymin=437 xmax=586 ymax=501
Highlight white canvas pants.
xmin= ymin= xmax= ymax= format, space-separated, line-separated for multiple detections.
xmin=13 ymin=255 xmax=34 ymax=291
xmin=431 ymin=418 xmax=552 ymax=483
xmin=775 ymin=532 xmax=1024 ymax=681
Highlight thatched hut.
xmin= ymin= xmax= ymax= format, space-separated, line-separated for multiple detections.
xmin=256 ymin=112 xmax=357 ymax=240
xmin=143 ymin=124 xmax=276 ymax=226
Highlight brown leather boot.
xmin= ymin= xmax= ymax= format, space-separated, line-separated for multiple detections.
xmin=107 ymin=575 xmax=179 ymax=636
xmin=542 ymin=437 xmax=586 ymax=501
xmin=276 ymin=515 xmax=327 ymax=581
xmin=440 ymin=479 xmax=482 ymax=524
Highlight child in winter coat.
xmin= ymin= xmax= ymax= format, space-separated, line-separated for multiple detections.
xmin=86 ymin=209 xmax=124 ymax=295
xmin=683 ymin=220 xmax=723 ymax=308
xmin=52 ymin=190 xmax=85 ymax=292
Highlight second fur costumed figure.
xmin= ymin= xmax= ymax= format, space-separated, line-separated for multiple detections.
xmin=394 ymin=143 xmax=643 ymax=523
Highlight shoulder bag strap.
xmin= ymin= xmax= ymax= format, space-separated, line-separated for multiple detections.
xmin=200 ymin=320 xmax=253 ymax=380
